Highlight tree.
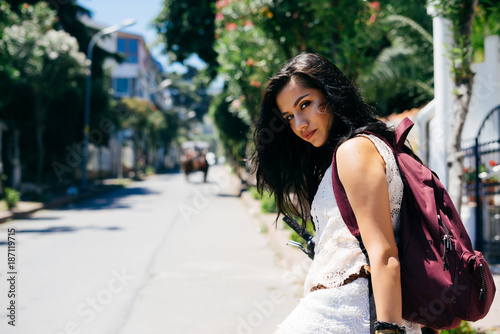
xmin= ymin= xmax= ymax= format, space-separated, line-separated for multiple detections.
xmin=0 ymin=2 xmax=86 ymax=191
xmin=113 ymin=97 xmax=164 ymax=177
xmin=0 ymin=0 xmax=120 ymax=191
xmin=154 ymin=0 xmax=218 ymax=78
xmin=359 ymin=0 xmax=434 ymax=115
xmin=434 ymin=0 xmax=478 ymax=209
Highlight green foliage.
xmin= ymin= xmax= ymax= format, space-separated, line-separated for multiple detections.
xmin=248 ymin=186 xmax=261 ymax=200
xmin=434 ymin=0 xmax=479 ymax=84
xmin=4 ymin=187 xmax=20 ymax=209
xmin=441 ymin=321 xmax=487 ymax=334
xmin=155 ymin=0 xmax=498 ymax=170
xmin=260 ymin=190 xmax=277 ymax=213
xmin=247 ymin=185 xmax=277 ymax=213
xmin=0 ymin=1 xmax=88 ymax=188
xmin=145 ymin=166 xmax=156 ymax=175
xmin=111 ymin=94 xmax=182 ymax=175
xmin=154 ymin=0 xmax=218 ymax=77
xmin=210 ymin=90 xmax=250 ymax=165
xmin=156 ymin=0 xmax=438 ymax=166
xmin=471 ymin=2 xmax=500 ymax=62
xmin=359 ymin=0 xmax=434 ymax=115
xmin=0 ymin=0 xmax=122 ymax=189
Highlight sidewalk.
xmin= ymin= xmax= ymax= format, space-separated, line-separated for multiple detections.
xmin=239 ymin=190 xmax=312 ymax=283
xmin=0 ymin=179 xmax=130 ymax=224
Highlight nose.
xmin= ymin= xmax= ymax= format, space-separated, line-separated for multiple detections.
xmin=294 ymin=114 xmax=308 ymax=131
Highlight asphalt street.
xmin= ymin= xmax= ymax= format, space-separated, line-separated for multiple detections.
xmin=0 ymin=166 xmax=299 ymax=334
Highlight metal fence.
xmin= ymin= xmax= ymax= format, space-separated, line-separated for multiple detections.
xmin=462 ymin=106 xmax=500 ymax=262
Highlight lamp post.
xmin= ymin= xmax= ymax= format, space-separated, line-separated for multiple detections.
xmin=81 ymin=18 xmax=136 ymax=191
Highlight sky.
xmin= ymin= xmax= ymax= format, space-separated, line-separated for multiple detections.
xmin=78 ymin=0 xmax=205 ymax=73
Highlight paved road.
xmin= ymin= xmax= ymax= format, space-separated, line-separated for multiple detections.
xmin=0 ymin=166 xmax=299 ymax=334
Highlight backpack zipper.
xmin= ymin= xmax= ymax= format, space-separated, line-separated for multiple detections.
xmin=479 ymin=262 xmax=485 ymax=301
xmin=438 ymin=214 xmax=453 ymax=271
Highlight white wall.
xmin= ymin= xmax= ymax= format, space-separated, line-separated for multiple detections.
xmin=462 ymin=35 xmax=500 ymax=142
xmin=426 ymin=6 xmax=455 ymax=187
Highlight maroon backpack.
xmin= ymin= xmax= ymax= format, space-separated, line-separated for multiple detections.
xmin=331 ymin=117 xmax=496 ymax=329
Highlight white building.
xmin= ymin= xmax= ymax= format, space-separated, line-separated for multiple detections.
xmin=79 ymin=15 xmax=173 ymax=178
xmin=80 ymin=15 xmax=167 ymax=106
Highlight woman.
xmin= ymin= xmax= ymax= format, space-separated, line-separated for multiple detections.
xmin=252 ymin=53 xmax=423 ymax=334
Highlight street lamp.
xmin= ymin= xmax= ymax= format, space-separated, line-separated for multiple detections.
xmin=149 ymin=79 xmax=172 ymax=94
xmin=81 ymin=18 xmax=136 ymax=191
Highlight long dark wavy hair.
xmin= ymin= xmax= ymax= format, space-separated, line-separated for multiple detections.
xmin=252 ymin=53 xmax=412 ymax=226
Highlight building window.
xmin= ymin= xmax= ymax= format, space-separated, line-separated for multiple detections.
xmin=117 ymin=38 xmax=138 ymax=63
xmin=117 ymin=38 xmax=126 ymax=53
xmin=115 ymin=78 xmax=129 ymax=95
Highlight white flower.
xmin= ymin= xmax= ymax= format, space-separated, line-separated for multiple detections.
xmin=48 ymin=51 xmax=58 ymax=60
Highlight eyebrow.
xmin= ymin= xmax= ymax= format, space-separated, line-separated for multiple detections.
xmin=294 ymin=94 xmax=310 ymax=107
xmin=280 ymin=94 xmax=310 ymax=115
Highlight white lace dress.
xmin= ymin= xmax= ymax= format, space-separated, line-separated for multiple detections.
xmin=277 ymin=134 xmax=421 ymax=334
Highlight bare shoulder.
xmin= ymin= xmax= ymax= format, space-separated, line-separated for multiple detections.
xmin=336 ymin=136 xmax=384 ymax=170
xmin=336 ymin=136 xmax=386 ymax=187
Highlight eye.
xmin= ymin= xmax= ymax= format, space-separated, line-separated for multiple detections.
xmin=300 ymin=101 xmax=310 ymax=110
xmin=284 ymin=114 xmax=294 ymax=121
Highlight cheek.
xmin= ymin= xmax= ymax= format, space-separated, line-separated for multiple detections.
xmin=321 ymin=113 xmax=335 ymax=132
xmin=290 ymin=125 xmax=301 ymax=137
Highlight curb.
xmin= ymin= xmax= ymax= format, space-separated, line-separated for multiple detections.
xmin=0 ymin=184 xmax=125 ymax=225
xmin=239 ymin=190 xmax=312 ymax=282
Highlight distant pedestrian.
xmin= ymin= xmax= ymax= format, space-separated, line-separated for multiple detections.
xmin=252 ymin=53 xmax=425 ymax=334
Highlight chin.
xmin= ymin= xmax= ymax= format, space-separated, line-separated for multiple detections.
xmin=310 ymin=140 xmax=324 ymax=148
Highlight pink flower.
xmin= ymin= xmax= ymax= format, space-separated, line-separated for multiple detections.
xmin=225 ymin=23 xmax=237 ymax=31
xmin=231 ymin=99 xmax=241 ymax=109
xmin=246 ymin=58 xmax=254 ymax=67
xmin=216 ymin=0 xmax=232 ymax=9
xmin=368 ymin=1 xmax=381 ymax=11
xmin=292 ymin=11 xmax=299 ymax=19
xmin=369 ymin=13 xmax=377 ymax=23
xmin=23 ymin=3 xmax=29 ymax=8
xmin=243 ymin=21 xmax=254 ymax=27
xmin=250 ymin=80 xmax=262 ymax=88
xmin=216 ymin=0 xmax=227 ymax=9
xmin=216 ymin=13 xmax=224 ymax=21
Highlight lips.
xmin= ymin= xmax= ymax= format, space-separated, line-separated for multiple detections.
xmin=304 ymin=129 xmax=316 ymax=140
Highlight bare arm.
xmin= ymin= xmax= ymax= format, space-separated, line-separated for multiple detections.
xmin=337 ymin=136 xmax=402 ymax=325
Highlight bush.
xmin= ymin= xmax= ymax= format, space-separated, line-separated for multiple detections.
xmin=5 ymin=187 xmax=20 ymax=209
xmin=145 ymin=165 xmax=156 ymax=175
xmin=441 ymin=321 xmax=486 ymax=334
xmin=248 ymin=186 xmax=261 ymax=200
xmin=247 ymin=186 xmax=277 ymax=213
xmin=260 ymin=191 xmax=277 ymax=213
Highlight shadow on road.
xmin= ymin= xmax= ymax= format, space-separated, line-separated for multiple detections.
xmin=14 ymin=216 xmax=62 ymax=221
xmin=0 ymin=225 xmax=122 ymax=243
xmin=55 ymin=186 xmax=162 ymax=212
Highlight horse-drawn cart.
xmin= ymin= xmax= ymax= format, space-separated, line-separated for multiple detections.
xmin=180 ymin=141 xmax=209 ymax=182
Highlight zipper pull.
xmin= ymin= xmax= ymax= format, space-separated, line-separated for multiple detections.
xmin=442 ymin=249 xmax=448 ymax=271
xmin=479 ymin=263 xmax=486 ymax=301
xmin=442 ymin=235 xmax=449 ymax=271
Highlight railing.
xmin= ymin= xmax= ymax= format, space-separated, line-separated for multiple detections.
xmin=462 ymin=106 xmax=500 ymax=262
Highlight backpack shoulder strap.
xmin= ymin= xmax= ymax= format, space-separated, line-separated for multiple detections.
xmin=331 ymin=118 xmax=414 ymax=238
xmin=394 ymin=117 xmax=414 ymax=150
xmin=331 ymin=145 xmax=360 ymax=238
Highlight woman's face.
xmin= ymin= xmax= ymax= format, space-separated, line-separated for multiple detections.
xmin=276 ymin=78 xmax=334 ymax=147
